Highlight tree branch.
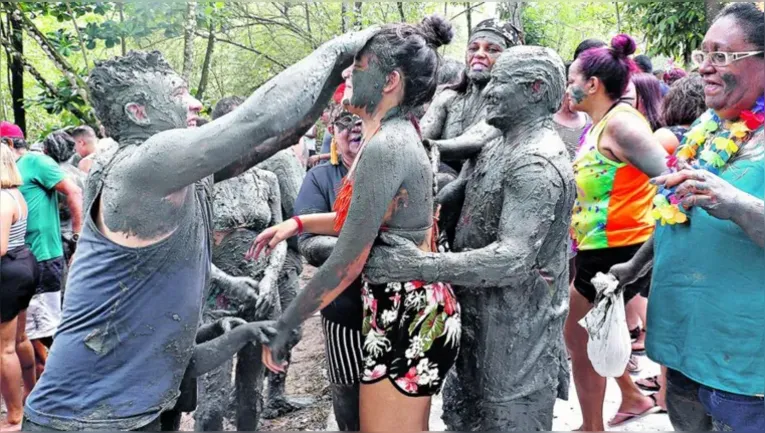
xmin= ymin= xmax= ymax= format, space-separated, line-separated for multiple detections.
xmin=194 ymin=30 xmax=286 ymax=69
xmin=65 ymin=1 xmax=90 ymax=71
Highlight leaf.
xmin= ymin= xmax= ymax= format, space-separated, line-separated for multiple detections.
xmin=418 ymin=311 xmax=445 ymax=353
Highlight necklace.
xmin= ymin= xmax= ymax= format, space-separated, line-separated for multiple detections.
xmin=653 ymin=96 xmax=765 ymax=225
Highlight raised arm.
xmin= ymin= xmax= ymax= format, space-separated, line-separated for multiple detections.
xmin=365 ymin=157 xmax=566 ymax=287
xmin=431 ymin=120 xmax=501 ymax=161
xmin=268 ymin=132 xmax=409 ymax=358
xmin=116 ymin=28 xmax=378 ymax=195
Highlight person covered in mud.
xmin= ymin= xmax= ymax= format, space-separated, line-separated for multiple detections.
xmin=41 ymin=131 xmax=85 ymax=266
xmin=364 ymin=46 xmax=575 ymax=431
xmin=292 ymin=103 xmax=364 ymax=431
xmin=192 ymin=96 xmax=305 ymax=431
xmin=420 ymin=18 xmax=522 ymax=172
xmin=252 ymin=16 xmax=460 ymax=432
xmin=22 ymin=27 xmax=378 ymax=431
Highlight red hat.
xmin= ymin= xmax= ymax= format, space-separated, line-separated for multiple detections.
xmin=333 ymin=83 xmax=346 ymax=104
xmin=0 ymin=121 xmax=24 ymax=139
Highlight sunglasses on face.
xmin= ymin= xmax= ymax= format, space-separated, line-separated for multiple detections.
xmin=692 ymin=50 xmax=764 ymax=67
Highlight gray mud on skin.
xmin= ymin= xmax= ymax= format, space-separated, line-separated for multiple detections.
xmin=364 ymin=46 xmax=575 ymax=431
xmin=46 ymin=28 xmax=377 ymax=431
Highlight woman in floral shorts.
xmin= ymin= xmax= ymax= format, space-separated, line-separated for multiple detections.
xmin=361 ymin=279 xmax=460 ymax=396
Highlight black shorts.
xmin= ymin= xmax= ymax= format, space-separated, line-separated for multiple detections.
xmin=37 ymin=257 xmax=64 ymax=295
xmin=0 ymin=246 xmax=40 ymax=323
xmin=573 ymin=244 xmax=650 ymax=304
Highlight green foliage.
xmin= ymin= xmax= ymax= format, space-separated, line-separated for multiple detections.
xmin=625 ymin=1 xmax=706 ymax=67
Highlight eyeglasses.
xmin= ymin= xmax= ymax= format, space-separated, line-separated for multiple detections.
xmin=333 ymin=112 xmax=359 ymax=131
xmin=691 ymin=50 xmax=764 ymax=67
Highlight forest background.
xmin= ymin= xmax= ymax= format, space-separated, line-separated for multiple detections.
xmin=1 ymin=1 xmax=758 ymax=141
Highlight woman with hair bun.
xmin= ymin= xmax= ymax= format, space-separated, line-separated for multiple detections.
xmin=253 ymin=16 xmax=459 ymax=431
xmin=564 ymin=34 xmax=670 ymax=430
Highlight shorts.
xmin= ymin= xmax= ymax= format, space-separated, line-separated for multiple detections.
xmin=322 ymin=316 xmax=363 ymax=385
xmin=0 ymin=246 xmax=39 ymax=323
xmin=573 ymin=244 xmax=649 ymax=304
xmin=36 ymin=257 xmax=65 ymax=295
xmin=360 ymin=281 xmax=460 ymax=397
xmin=25 ymin=292 xmax=62 ymax=340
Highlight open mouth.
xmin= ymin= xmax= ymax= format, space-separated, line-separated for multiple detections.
xmin=703 ymin=80 xmax=722 ymax=95
xmin=187 ymin=117 xmax=198 ymax=128
xmin=348 ymin=122 xmax=363 ymax=152
xmin=471 ymin=60 xmax=489 ymax=72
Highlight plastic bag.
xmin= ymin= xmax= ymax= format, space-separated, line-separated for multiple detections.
xmin=577 ymin=272 xmax=631 ymax=377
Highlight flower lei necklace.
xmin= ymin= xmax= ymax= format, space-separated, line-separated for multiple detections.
xmin=653 ymin=96 xmax=765 ymax=225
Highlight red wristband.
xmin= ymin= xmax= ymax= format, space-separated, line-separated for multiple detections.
xmin=292 ymin=216 xmax=304 ymax=235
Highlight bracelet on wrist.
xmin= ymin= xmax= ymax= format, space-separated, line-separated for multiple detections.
xmin=292 ymin=216 xmax=304 ymax=235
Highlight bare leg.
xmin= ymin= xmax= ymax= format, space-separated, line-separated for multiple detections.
xmin=14 ymin=312 xmax=35 ymax=403
xmin=330 ymin=383 xmax=360 ymax=431
xmin=194 ymin=358 xmax=233 ymax=431
xmin=614 ymin=372 xmax=656 ymax=416
xmin=564 ymin=284 xmax=605 ymax=432
xmin=627 ymin=296 xmax=647 ymax=350
xmin=235 ymin=343 xmax=265 ymax=430
xmin=359 ymin=380 xmax=431 ymax=432
xmin=657 ymin=366 xmax=668 ymax=410
xmin=0 ymin=318 xmax=23 ymax=429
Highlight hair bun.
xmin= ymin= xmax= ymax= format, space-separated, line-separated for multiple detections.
xmin=610 ymin=34 xmax=637 ymax=58
xmin=419 ymin=14 xmax=454 ymax=48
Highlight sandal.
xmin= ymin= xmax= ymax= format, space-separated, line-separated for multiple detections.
xmin=636 ymin=375 xmax=661 ymax=392
xmin=608 ymin=393 xmax=664 ymax=427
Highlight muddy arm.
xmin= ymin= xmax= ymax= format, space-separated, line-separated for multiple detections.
xmin=269 ymin=131 xmax=410 ymax=354
xmin=609 ymin=236 xmax=654 ymax=287
xmin=299 ymin=236 xmax=337 ymax=267
xmin=365 ymin=157 xmax=564 ymax=287
xmin=259 ymin=170 xmax=288 ymax=311
xmin=435 ymin=175 xmax=467 ymax=245
xmin=187 ymin=320 xmax=277 ymax=378
xmin=115 ymin=28 xmax=378 ymax=194
xmin=420 ymin=89 xmax=456 ymax=140
xmin=432 ymin=121 xmax=501 ymax=161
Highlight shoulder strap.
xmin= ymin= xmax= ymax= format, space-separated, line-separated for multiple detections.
xmin=2 ymin=189 xmax=23 ymax=218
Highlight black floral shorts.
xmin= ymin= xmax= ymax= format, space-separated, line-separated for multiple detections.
xmin=360 ymin=280 xmax=461 ymax=397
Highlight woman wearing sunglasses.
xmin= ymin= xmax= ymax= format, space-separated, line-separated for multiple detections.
xmin=609 ymin=3 xmax=765 ymax=431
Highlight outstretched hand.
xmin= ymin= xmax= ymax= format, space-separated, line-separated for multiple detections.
xmin=364 ymin=232 xmax=426 ymax=285
xmin=245 ymin=321 xmax=279 ymax=346
xmin=651 ymin=169 xmax=742 ymax=221
xmin=246 ymin=218 xmax=300 ymax=261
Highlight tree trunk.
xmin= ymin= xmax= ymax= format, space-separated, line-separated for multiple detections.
xmin=118 ymin=1 xmax=126 ymax=55
xmin=304 ymin=3 xmax=315 ymax=49
xmin=182 ymin=1 xmax=197 ymax=81
xmin=353 ymin=2 xmax=362 ymax=30
xmin=196 ymin=21 xmax=216 ymax=100
xmin=341 ymin=2 xmax=347 ymax=33
xmin=465 ymin=3 xmax=473 ymax=34
xmin=65 ymin=1 xmax=90 ymax=70
xmin=615 ymin=3 xmax=622 ymax=34
xmin=704 ymin=0 xmax=723 ymax=29
xmin=397 ymin=2 xmax=406 ymax=22
xmin=9 ymin=9 xmax=24 ymax=133
xmin=499 ymin=1 xmax=525 ymax=41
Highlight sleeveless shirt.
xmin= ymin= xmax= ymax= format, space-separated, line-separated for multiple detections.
xmin=2 ymin=189 xmax=27 ymax=249
xmin=571 ymin=104 xmax=656 ymax=251
xmin=25 ymin=146 xmax=214 ymax=430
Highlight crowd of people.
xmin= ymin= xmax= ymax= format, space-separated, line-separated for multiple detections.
xmin=0 ymin=2 xmax=763 ymax=432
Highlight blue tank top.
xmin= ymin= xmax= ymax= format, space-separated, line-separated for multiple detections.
xmin=25 ymin=151 xmax=213 ymax=430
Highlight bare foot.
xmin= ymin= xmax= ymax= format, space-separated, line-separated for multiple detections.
xmin=609 ymin=393 xmax=661 ymax=427
xmin=0 ymin=419 xmax=22 ymax=432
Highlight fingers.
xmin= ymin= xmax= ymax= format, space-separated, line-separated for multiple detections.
xmin=680 ymin=194 xmax=716 ymax=210
xmin=675 ymin=179 xmax=709 ymax=200
xmin=651 ymin=169 xmax=705 ymax=188
xmin=262 ymin=346 xmax=287 ymax=374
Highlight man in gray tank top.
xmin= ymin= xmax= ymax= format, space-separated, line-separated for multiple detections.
xmin=23 ymin=28 xmax=378 ymax=431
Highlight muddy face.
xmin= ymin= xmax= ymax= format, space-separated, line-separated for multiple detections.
xmin=566 ymin=60 xmax=592 ymax=112
xmin=485 ymin=75 xmax=526 ymax=132
xmin=341 ymin=53 xmax=388 ymax=116
xmin=698 ymin=16 xmax=765 ymax=120
xmin=132 ymin=71 xmax=203 ymax=132
xmin=333 ymin=112 xmax=363 ymax=162
xmin=465 ymin=33 xmax=507 ymax=85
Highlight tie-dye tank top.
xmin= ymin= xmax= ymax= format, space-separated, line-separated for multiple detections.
xmin=571 ymin=104 xmax=655 ymax=251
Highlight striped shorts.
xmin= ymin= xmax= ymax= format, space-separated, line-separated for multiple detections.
xmin=322 ymin=316 xmax=363 ymax=385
